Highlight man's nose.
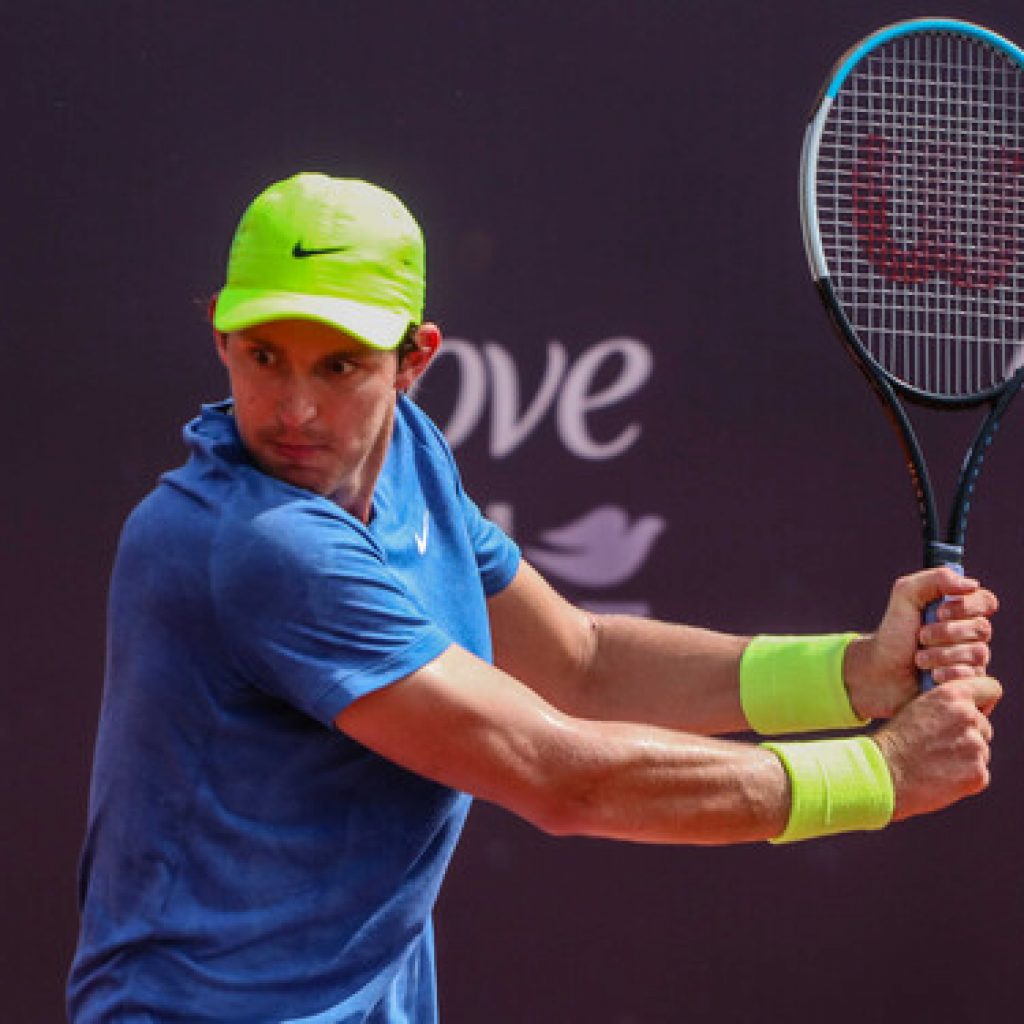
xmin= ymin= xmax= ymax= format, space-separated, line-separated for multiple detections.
xmin=277 ymin=380 xmax=318 ymax=428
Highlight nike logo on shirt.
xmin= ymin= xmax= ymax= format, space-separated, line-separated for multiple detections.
xmin=414 ymin=511 xmax=430 ymax=555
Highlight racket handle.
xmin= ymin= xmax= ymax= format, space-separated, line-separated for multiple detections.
xmin=919 ymin=556 xmax=965 ymax=692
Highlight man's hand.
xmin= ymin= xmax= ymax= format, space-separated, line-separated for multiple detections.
xmin=873 ymin=676 xmax=1001 ymax=821
xmin=843 ymin=568 xmax=997 ymax=720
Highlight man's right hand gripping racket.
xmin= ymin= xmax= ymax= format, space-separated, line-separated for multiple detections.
xmin=799 ymin=18 xmax=1024 ymax=690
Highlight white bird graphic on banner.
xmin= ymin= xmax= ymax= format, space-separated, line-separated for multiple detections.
xmin=524 ymin=506 xmax=666 ymax=588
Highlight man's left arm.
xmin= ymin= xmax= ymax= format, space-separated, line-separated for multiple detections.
xmin=488 ymin=561 xmax=996 ymax=736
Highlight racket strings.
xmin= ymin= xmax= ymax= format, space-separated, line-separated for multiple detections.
xmin=819 ymin=31 xmax=1024 ymax=398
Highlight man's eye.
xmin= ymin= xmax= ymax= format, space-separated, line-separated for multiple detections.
xmin=326 ymin=357 xmax=354 ymax=375
xmin=250 ymin=348 xmax=274 ymax=367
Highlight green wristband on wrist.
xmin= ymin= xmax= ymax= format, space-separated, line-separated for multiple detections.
xmin=740 ymin=633 xmax=868 ymax=735
xmin=763 ymin=736 xmax=895 ymax=843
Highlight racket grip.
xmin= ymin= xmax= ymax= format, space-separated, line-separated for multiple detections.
xmin=919 ymin=558 xmax=965 ymax=692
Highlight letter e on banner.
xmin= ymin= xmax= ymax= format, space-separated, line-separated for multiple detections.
xmin=557 ymin=337 xmax=652 ymax=460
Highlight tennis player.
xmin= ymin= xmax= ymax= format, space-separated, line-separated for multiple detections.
xmin=68 ymin=173 xmax=1001 ymax=1024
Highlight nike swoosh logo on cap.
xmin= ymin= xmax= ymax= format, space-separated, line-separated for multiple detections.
xmin=292 ymin=241 xmax=350 ymax=258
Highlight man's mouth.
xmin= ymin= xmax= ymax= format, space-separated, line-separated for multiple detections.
xmin=269 ymin=441 xmax=327 ymax=462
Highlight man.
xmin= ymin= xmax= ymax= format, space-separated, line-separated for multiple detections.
xmin=68 ymin=173 xmax=1000 ymax=1023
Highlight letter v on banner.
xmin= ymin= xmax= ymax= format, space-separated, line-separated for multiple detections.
xmin=486 ymin=342 xmax=568 ymax=458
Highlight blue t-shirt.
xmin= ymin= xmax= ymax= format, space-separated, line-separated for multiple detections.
xmin=68 ymin=396 xmax=520 ymax=1024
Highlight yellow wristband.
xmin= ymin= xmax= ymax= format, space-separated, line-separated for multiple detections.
xmin=740 ymin=633 xmax=868 ymax=735
xmin=763 ymin=736 xmax=894 ymax=843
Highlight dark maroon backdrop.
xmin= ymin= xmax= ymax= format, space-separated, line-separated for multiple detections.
xmin=5 ymin=2 xmax=1024 ymax=1021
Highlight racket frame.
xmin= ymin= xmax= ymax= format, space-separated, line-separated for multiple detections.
xmin=799 ymin=18 xmax=1024 ymax=687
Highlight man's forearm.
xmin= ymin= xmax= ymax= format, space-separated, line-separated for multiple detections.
xmin=538 ymin=716 xmax=789 ymax=844
xmin=564 ymin=613 xmax=751 ymax=736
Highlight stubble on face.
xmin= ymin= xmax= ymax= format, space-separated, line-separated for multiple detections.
xmin=218 ymin=320 xmax=402 ymax=521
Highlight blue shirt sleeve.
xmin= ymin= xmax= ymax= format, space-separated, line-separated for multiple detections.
xmin=456 ymin=486 xmax=520 ymax=597
xmin=210 ymin=502 xmax=452 ymax=727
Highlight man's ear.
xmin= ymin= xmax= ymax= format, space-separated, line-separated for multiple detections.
xmin=396 ymin=323 xmax=442 ymax=392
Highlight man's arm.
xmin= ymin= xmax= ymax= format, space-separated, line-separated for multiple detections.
xmin=487 ymin=561 xmax=996 ymax=733
xmin=335 ymin=639 xmax=998 ymax=844
xmin=339 ymin=644 xmax=788 ymax=843
xmin=335 ymin=560 xmax=998 ymax=845
xmin=488 ymin=561 xmax=746 ymax=734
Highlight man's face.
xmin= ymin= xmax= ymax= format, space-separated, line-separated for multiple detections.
xmin=215 ymin=318 xmax=430 ymax=518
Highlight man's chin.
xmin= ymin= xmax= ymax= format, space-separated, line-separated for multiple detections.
xmin=255 ymin=454 xmax=332 ymax=495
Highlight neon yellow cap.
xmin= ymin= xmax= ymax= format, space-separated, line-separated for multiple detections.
xmin=214 ymin=173 xmax=425 ymax=350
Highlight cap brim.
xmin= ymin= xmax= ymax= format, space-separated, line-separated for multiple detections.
xmin=213 ymin=288 xmax=411 ymax=351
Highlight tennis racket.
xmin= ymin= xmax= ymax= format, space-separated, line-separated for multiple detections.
xmin=799 ymin=18 xmax=1024 ymax=690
